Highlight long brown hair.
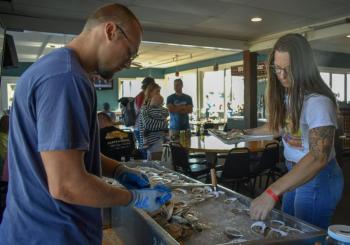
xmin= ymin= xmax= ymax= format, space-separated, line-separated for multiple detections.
xmin=143 ymin=83 xmax=161 ymax=105
xmin=267 ymin=33 xmax=336 ymax=133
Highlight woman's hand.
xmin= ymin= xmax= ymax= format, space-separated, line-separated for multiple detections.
xmin=250 ymin=190 xmax=277 ymax=220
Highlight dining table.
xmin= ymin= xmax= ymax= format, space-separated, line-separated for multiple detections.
xmin=183 ymin=134 xmax=278 ymax=167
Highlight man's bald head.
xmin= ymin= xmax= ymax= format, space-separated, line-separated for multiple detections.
xmin=83 ymin=4 xmax=142 ymax=32
xmin=67 ymin=3 xmax=142 ymax=80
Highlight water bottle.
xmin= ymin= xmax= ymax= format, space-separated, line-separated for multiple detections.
xmin=325 ymin=225 xmax=350 ymax=245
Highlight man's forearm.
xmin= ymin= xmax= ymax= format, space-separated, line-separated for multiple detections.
xmin=56 ymin=172 xmax=132 ymax=208
xmin=179 ymin=105 xmax=193 ymax=114
xmin=101 ymin=153 xmax=121 ymax=178
xmin=168 ymin=104 xmax=192 ymax=114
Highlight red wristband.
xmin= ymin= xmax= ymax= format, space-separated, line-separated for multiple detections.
xmin=266 ymin=188 xmax=280 ymax=202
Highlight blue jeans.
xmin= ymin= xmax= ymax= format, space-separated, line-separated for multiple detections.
xmin=282 ymin=159 xmax=344 ymax=229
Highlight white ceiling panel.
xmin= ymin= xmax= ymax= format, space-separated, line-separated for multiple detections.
xmin=1 ymin=0 xmax=349 ymax=67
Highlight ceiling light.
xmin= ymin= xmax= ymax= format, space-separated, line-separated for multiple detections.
xmin=251 ymin=17 xmax=262 ymax=22
xmin=346 ymin=34 xmax=350 ymax=38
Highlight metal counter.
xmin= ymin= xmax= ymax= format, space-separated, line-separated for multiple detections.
xmin=105 ymin=161 xmax=326 ymax=245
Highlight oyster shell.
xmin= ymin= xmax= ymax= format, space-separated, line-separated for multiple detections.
xmin=224 ymin=197 xmax=238 ymax=204
xmin=224 ymin=227 xmax=243 ymax=239
xmin=191 ymin=187 xmax=205 ymax=194
xmin=161 ymin=201 xmax=174 ymax=221
xmin=265 ymin=228 xmax=288 ymax=238
xmin=269 ymin=220 xmax=285 ymax=229
xmin=172 ymin=188 xmax=188 ymax=195
xmin=184 ymin=213 xmax=199 ymax=223
xmin=251 ymin=221 xmax=267 ymax=234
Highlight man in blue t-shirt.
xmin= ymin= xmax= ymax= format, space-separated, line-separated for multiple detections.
xmin=0 ymin=4 xmax=171 ymax=245
xmin=166 ymin=78 xmax=193 ymax=138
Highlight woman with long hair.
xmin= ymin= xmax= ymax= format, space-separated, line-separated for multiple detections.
xmin=242 ymin=33 xmax=343 ymax=229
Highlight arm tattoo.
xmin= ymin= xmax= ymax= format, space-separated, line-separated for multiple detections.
xmin=309 ymin=126 xmax=335 ymax=161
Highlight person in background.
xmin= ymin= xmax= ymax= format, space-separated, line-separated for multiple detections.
xmin=102 ymin=102 xmax=116 ymax=122
xmin=138 ymin=82 xmax=161 ymax=157
xmin=140 ymin=94 xmax=169 ymax=160
xmin=167 ymin=78 xmax=193 ymax=139
xmin=134 ymin=77 xmax=155 ymax=150
xmin=0 ymin=115 xmax=9 ymax=222
xmin=98 ymin=112 xmax=135 ymax=161
xmin=0 ymin=4 xmax=171 ymax=244
xmin=236 ymin=33 xmax=343 ymax=229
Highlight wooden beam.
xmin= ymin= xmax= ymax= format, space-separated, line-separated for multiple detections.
xmin=243 ymin=50 xmax=257 ymax=128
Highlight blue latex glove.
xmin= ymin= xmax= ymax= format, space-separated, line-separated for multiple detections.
xmin=114 ymin=165 xmax=150 ymax=189
xmin=129 ymin=185 xmax=172 ymax=212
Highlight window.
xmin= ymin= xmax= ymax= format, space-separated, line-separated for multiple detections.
xmin=224 ymin=69 xmax=245 ymax=118
xmin=203 ymin=71 xmax=225 ymax=119
xmin=226 ymin=75 xmax=244 ymax=117
xmin=120 ymin=79 xmax=142 ymax=97
xmin=165 ymin=73 xmax=197 ymax=110
xmin=120 ymin=78 xmax=164 ymax=99
xmin=257 ymin=79 xmax=267 ymax=119
xmin=320 ymin=72 xmax=330 ymax=87
xmin=331 ymin=73 xmax=345 ymax=101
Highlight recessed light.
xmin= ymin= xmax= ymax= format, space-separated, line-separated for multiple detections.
xmin=251 ymin=17 xmax=262 ymax=22
xmin=346 ymin=34 xmax=350 ymax=38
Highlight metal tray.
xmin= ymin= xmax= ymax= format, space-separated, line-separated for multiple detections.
xmin=107 ymin=161 xmax=326 ymax=245
xmin=209 ymin=129 xmax=274 ymax=144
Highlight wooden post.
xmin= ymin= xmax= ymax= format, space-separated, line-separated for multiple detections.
xmin=243 ymin=50 xmax=258 ymax=128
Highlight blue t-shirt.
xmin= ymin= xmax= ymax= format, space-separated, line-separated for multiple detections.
xmin=166 ymin=93 xmax=193 ymax=130
xmin=0 ymin=48 xmax=102 ymax=244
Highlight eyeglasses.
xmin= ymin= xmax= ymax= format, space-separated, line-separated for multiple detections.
xmin=115 ymin=24 xmax=139 ymax=62
xmin=270 ymin=65 xmax=290 ymax=76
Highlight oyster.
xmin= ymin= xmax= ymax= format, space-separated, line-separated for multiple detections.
xmin=224 ymin=227 xmax=243 ymax=239
xmin=216 ymin=239 xmax=248 ymax=245
xmin=161 ymin=201 xmax=174 ymax=221
xmin=231 ymin=208 xmax=250 ymax=216
xmin=172 ymin=188 xmax=188 ymax=195
xmin=203 ymin=192 xmax=218 ymax=199
xmin=184 ymin=213 xmax=199 ymax=223
xmin=269 ymin=220 xmax=285 ymax=229
xmin=171 ymin=215 xmax=189 ymax=224
xmin=224 ymin=197 xmax=238 ymax=205
xmin=251 ymin=221 xmax=267 ymax=234
xmin=191 ymin=187 xmax=205 ymax=194
xmin=191 ymin=197 xmax=206 ymax=204
xmin=265 ymin=228 xmax=288 ymax=238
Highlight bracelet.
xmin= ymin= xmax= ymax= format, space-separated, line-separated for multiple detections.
xmin=266 ymin=188 xmax=280 ymax=202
